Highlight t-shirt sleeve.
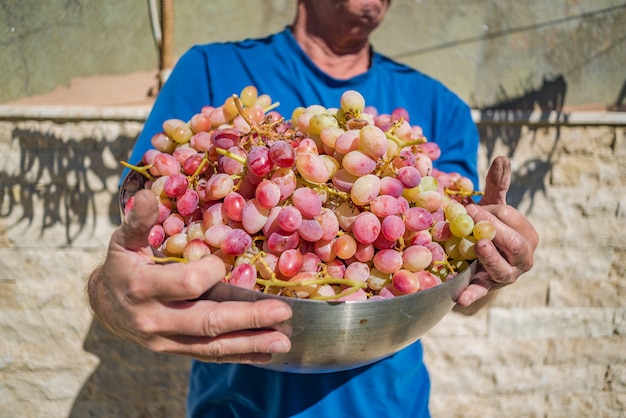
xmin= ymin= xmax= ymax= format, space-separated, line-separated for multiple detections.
xmin=431 ymin=94 xmax=479 ymax=189
xmin=126 ymin=46 xmax=212 ymax=166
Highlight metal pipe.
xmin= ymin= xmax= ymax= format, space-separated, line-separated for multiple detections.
xmin=159 ymin=0 xmax=174 ymax=88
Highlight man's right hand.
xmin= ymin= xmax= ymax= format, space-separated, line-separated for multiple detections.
xmin=87 ymin=189 xmax=293 ymax=363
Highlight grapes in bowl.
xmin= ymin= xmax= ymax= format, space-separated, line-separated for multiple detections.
xmin=119 ymin=87 xmax=491 ymax=372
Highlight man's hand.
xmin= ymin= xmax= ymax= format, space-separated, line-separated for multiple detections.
xmin=87 ymin=189 xmax=293 ymax=363
xmin=456 ymin=156 xmax=539 ymax=308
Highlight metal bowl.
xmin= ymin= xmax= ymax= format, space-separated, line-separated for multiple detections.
xmin=201 ymin=261 xmax=475 ymax=373
xmin=120 ymin=170 xmax=476 ymax=373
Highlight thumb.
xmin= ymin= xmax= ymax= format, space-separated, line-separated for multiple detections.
xmin=117 ymin=189 xmax=159 ymax=251
xmin=480 ymin=156 xmax=511 ymax=206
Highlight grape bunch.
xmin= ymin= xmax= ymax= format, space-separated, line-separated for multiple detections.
xmin=122 ymin=87 xmax=495 ymax=301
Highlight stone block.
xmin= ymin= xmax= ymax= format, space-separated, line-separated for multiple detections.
xmin=546 ymin=393 xmax=626 ymax=418
xmin=488 ymin=307 xmax=616 ymax=338
xmin=492 ymin=364 xmax=607 ymax=394
xmin=545 ymin=336 xmax=626 ymax=366
xmin=429 ymin=394 xmax=547 ymax=418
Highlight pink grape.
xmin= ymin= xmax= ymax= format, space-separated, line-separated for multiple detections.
xmin=409 ymin=229 xmax=433 ymax=246
xmin=379 ymin=176 xmax=405 ymax=197
xmin=177 ymin=188 xmax=200 ymax=217
xmin=373 ymin=249 xmax=403 ymax=275
xmin=314 ymin=239 xmax=337 ymax=263
xmin=354 ymin=242 xmax=375 ymax=263
xmin=271 ymin=168 xmax=297 ymax=201
xmin=163 ymin=213 xmax=185 ymax=236
xmin=267 ymin=230 xmax=300 ymax=253
xmin=298 ymin=218 xmax=324 ymax=242
xmin=341 ymin=150 xmax=377 ymax=176
xmin=391 ymin=107 xmax=410 ymax=123
xmin=393 ymin=147 xmax=416 ymax=168
xmin=392 ymin=269 xmax=420 ymax=294
xmin=204 ymin=224 xmax=232 ymax=247
xmin=292 ymin=188 xmax=322 ymax=218
xmin=269 ymin=140 xmax=296 ymax=168
xmin=331 ymin=169 xmax=358 ymax=192
xmin=222 ymin=192 xmax=246 ymax=222
xmin=344 ymin=261 xmax=370 ymax=282
xmin=255 ymin=179 xmax=282 ymax=209
xmin=153 ymin=153 xmax=181 ymax=176
xmin=247 ymin=146 xmax=272 ymax=177
xmin=221 ymin=146 xmax=246 ymax=175
xmin=229 ymin=263 xmax=257 ymax=289
xmin=402 ymin=245 xmax=433 ymax=272
xmin=173 ymin=147 xmax=197 ymax=166
xmin=182 ymin=153 xmax=207 ymax=176
xmin=212 ymin=128 xmax=240 ymax=149
xmin=325 ymin=259 xmax=346 ymax=279
xmin=277 ymin=206 xmax=303 ymax=232
xmin=416 ymin=270 xmax=442 ymax=290
xmin=351 ymin=174 xmax=380 ymax=206
xmin=334 ymin=234 xmax=358 ymax=260
xmin=352 ymin=212 xmax=381 ymax=244
xmin=359 ymin=125 xmax=388 ymax=160
xmin=381 ymin=215 xmax=405 ymax=242
xmin=278 ymin=249 xmax=304 ymax=277
xmin=370 ymin=195 xmax=400 ymax=218
xmin=295 ymin=152 xmax=331 ymax=183
xmin=189 ymin=131 xmax=213 ymax=151
xmin=151 ymin=132 xmax=176 ymax=153
xmin=316 ymin=208 xmax=340 ymax=240
xmin=163 ymin=173 xmax=189 ymax=198
xmin=334 ymin=129 xmax=360 ymax=154
xmin=241 ymin=198 xmax=269 ymax=234
xmin=396 ymin=166 xmax=422 ymax=188
xmin=404 ymin=207 xmax=434 ymax=231
xmin=183 ymin=239 xmax=211 ymax=261
xmin=148 ymin=224 xmax=165 ymax=248
xmin=221 ymin=228 xmax=252 ymax=256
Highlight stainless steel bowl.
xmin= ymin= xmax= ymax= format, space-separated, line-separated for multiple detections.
xmin=120 ymin=170 xmax=476 ymax=373
xmin=202 ymin=261 xmax=475 ymax=373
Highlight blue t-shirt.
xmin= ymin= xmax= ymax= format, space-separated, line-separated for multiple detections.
xmin=129 ymin=27 xmax=479 ymax=418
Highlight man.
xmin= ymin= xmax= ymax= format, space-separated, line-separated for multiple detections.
xmin=88 ymin=1 xmax=538 ymax=416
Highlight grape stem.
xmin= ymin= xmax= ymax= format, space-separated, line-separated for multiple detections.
xmin=151 ymin=256 xmax=188 ymax=263
xmin=120 ymin=161 xmax=156 ymax=182
xmin=300 ymin=178 xmax=350 ymax=201
xmin=215 ymin=147 xmax=247 ymax=165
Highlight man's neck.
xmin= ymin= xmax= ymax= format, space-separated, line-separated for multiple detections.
xmin=290 ymin=24 xmax=372 ymax=80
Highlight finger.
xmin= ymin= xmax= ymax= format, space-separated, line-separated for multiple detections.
xmin=456 ymin=277 xmax=491 ymax=307
xmin=117 ymin=189 xmax=159 ymax=251
xmin=124 ymin=254 xmax=228 ymax=303
xmin=133 ymin=298 xmax=293 ymax=338
xmin=480 ymin=156 xmax=511 ymax=206
xmin=472 ymin=238 xmax=518 ymax=285
xmin=167 ymin=328 xmax=292 ymax=359
xmin=466 ymin=203 xmax=539 ymax=256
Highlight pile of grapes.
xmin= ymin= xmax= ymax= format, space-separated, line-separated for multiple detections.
xmin=122 ymin=87 xmax=494 ymax=301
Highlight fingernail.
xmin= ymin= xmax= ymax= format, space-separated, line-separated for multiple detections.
xmin=269 ymin=340 xmax=290 ymax=353
xmin=466 ymin=204 xmax=478 ymax=217
xmin=271 ymin=304 xmax=292 ymax=321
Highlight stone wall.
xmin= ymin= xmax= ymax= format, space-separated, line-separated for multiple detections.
xmin=0 ymin=108 xmax=624 ymax=417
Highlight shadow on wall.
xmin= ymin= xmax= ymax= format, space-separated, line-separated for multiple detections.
xmin=477 ymin=75 xmax=567 ymax=212
xmin=1 ymin=128 xmax=132 ymax=241
xmin=69 ymin=321 xmax=191 ymax=417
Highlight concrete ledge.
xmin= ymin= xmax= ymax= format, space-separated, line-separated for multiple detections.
xmin=1 ymin=105 xmax=626 ymax=126
xmin=0 ymin=105 xmax=151 ymax=122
